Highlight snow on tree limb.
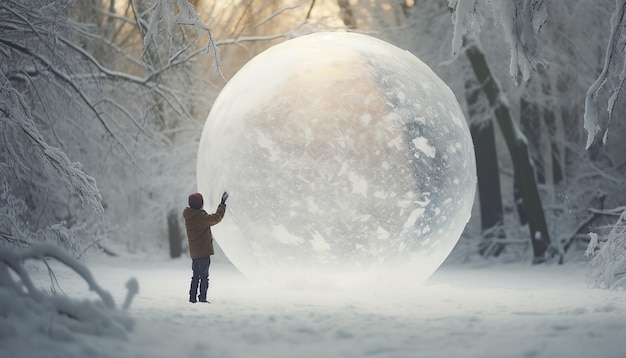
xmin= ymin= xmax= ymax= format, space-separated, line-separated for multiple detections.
xmin=494 ymin=0 xmax=547 ymax=82
xmin=0 ymin=33 xmax=140 ymax=162
xmin=449 ymin=0 xmax=547 ymax=83
xmin=131 ymin=0 xmax=223 ymax=80
xmin=449 ymin=0 xmax=482 ymax=57
xmin=584 ymin=0 xmax=626 ymax=149
xmin=138 ymin=0 xmax=214 ymax=62
xmin=0 ymin=73 xmax=103 ymax=215
xmin=0 ymin=243 xmax=116 ymax=308
xmin=0 ymin=244 xmax=134 ymax=342
xmin=586 ymin=207 xmax=626 ymax=290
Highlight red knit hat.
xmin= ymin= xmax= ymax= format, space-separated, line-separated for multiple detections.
xmin=188 ymin=192 xmax=203 ymax=209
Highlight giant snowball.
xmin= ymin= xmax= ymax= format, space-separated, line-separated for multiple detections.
xmin=198 ymin=32 xmax=476 ymax=287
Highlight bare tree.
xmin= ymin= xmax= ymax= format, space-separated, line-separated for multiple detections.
xmin=466 ymin=78 xmax=506 ymax=257
xmin=0 ymin=0 xmax=217 ymax=255
xmin=463 ymin=36 xmax=553 ymax=263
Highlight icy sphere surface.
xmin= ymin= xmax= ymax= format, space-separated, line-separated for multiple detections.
xmin=198 ymin=32 xmax=476 ymax=286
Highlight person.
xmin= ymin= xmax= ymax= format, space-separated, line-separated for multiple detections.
xmin=183 ymin=191 xmax=228 ymax=303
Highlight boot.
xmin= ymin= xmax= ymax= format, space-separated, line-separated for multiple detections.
xmin=197 ymin=275 xmax=209 ymax=302
xmin=189 ymin=276 xmax=199 ymax=303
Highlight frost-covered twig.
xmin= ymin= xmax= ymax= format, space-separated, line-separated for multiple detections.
xmin=252 ymin=0 xmax=310 ymax=29
xmin=215 ymin=30 xmax=306 ymax=47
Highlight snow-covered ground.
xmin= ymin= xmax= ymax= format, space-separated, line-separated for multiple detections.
xmin=11 ymin=255 xmax=626 ymax=358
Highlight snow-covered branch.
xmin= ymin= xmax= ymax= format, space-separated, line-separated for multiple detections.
xmin=252 ymin=0 xmax=311 ymax=29
xmin=583 ymin=0 xmax=626 ymax=149
xmin=0 ymin=73 xmax=103 ymax=215
xmin=136 ymin=0 xmax=215 ymax=63
xmin=0 ymin=244 xmax=134 ymax=343
xmin=449 ymin=0 xmax=547 ymax=83
xmin=216 ymin=31 xmax=304 ymax=47
xmin=586 ymin=207 xmax=626 ymax=289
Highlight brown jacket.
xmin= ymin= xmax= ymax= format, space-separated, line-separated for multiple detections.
xmin=183 ymin=203 xmax=226 ymax=259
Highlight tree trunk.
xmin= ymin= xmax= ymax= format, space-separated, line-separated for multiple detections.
xmin=465 ymin=79 xmax=505 ymax=257
xmin=337 ymin=0 xmax=357 ymax=29
xmin=167 ymin=208 xmax=183 ymax=258
xmin=544 ymin=73 xmax=564 ymax=186
xmin=520 ymin=94 xmax=545 ymax=184
xmin=464 ymin=38 xmax=552 ymax=263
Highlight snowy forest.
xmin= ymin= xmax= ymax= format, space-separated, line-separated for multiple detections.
xmin=1 ymin=1 xmax=626 ymax=357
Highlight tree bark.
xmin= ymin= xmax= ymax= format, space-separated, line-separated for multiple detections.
xmin=465 ymin=38 xmax=552 ymax=263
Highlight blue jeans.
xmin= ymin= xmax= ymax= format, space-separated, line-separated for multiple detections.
xmin=189 ymin=256 xmax=211 ymax=301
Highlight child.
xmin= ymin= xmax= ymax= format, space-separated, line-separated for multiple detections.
xmin=183 ymin=191 xmax=228 ymax=303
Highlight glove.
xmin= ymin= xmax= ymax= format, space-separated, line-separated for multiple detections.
xmin=221 ymin=191 xmax=229 ymax=205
